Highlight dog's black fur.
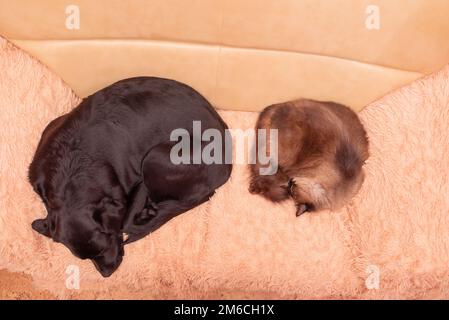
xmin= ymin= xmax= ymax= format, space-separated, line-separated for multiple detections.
xmin=28 ymin=77 xmax=232 ymax=277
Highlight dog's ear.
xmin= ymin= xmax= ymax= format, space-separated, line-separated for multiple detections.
xmin=31 ymin=218 xmax=51 ymax=238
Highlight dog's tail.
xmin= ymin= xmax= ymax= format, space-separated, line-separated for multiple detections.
xmin=123 ymin=198 xmax=207 ymax=244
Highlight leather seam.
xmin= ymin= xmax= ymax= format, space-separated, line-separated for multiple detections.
xmin=8 ymin=38 xmax=423 ymax=75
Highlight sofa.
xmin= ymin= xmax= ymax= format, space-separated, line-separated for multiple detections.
xmin=1 ymin=0 xmax=449 ymax=299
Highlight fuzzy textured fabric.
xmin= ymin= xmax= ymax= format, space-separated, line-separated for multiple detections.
xmin=1 ymin=36 xmax=449 ymax=299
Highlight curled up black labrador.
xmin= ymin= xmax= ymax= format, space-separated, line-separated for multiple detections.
xmin=28 ymin=77 xmax=232 ymax=277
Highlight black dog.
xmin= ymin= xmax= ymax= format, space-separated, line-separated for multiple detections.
xmin=28 ymin=77 xmax=232 ymax=277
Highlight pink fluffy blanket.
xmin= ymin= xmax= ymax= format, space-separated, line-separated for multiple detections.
xmin=1 ymin=37 xmax=449 ymax=299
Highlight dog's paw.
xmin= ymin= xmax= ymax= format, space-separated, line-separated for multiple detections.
xmin=146 ymin=198 xmax=159 ymax=211
xmin=134 ymin=207 xmax=157 ymax=225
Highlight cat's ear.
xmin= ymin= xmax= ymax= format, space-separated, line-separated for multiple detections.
xmin=31 ymin=218 xmax=51 ymax=238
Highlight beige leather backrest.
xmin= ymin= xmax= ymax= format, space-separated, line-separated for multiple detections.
xmin=1 ymin=0 xmax=448 ymax=111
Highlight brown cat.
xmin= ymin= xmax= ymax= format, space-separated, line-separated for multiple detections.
xmin=249 ymin=99 xmax=369 ymax=216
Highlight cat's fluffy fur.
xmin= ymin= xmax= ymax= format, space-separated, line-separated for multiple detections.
xmin=249 ymin=99 xmax=369 ymax=216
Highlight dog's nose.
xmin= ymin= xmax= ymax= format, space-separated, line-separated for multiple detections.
xmin=92 ymin=253 xmax=123 ymax=278
xmin=92 ymin=260 xmax=110 ymax=277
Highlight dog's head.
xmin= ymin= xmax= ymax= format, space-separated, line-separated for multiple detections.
xmin=29 ymin=116 xmax=127 ymax=277
xmin=30 ymin=170 xmax=126 ymax=277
